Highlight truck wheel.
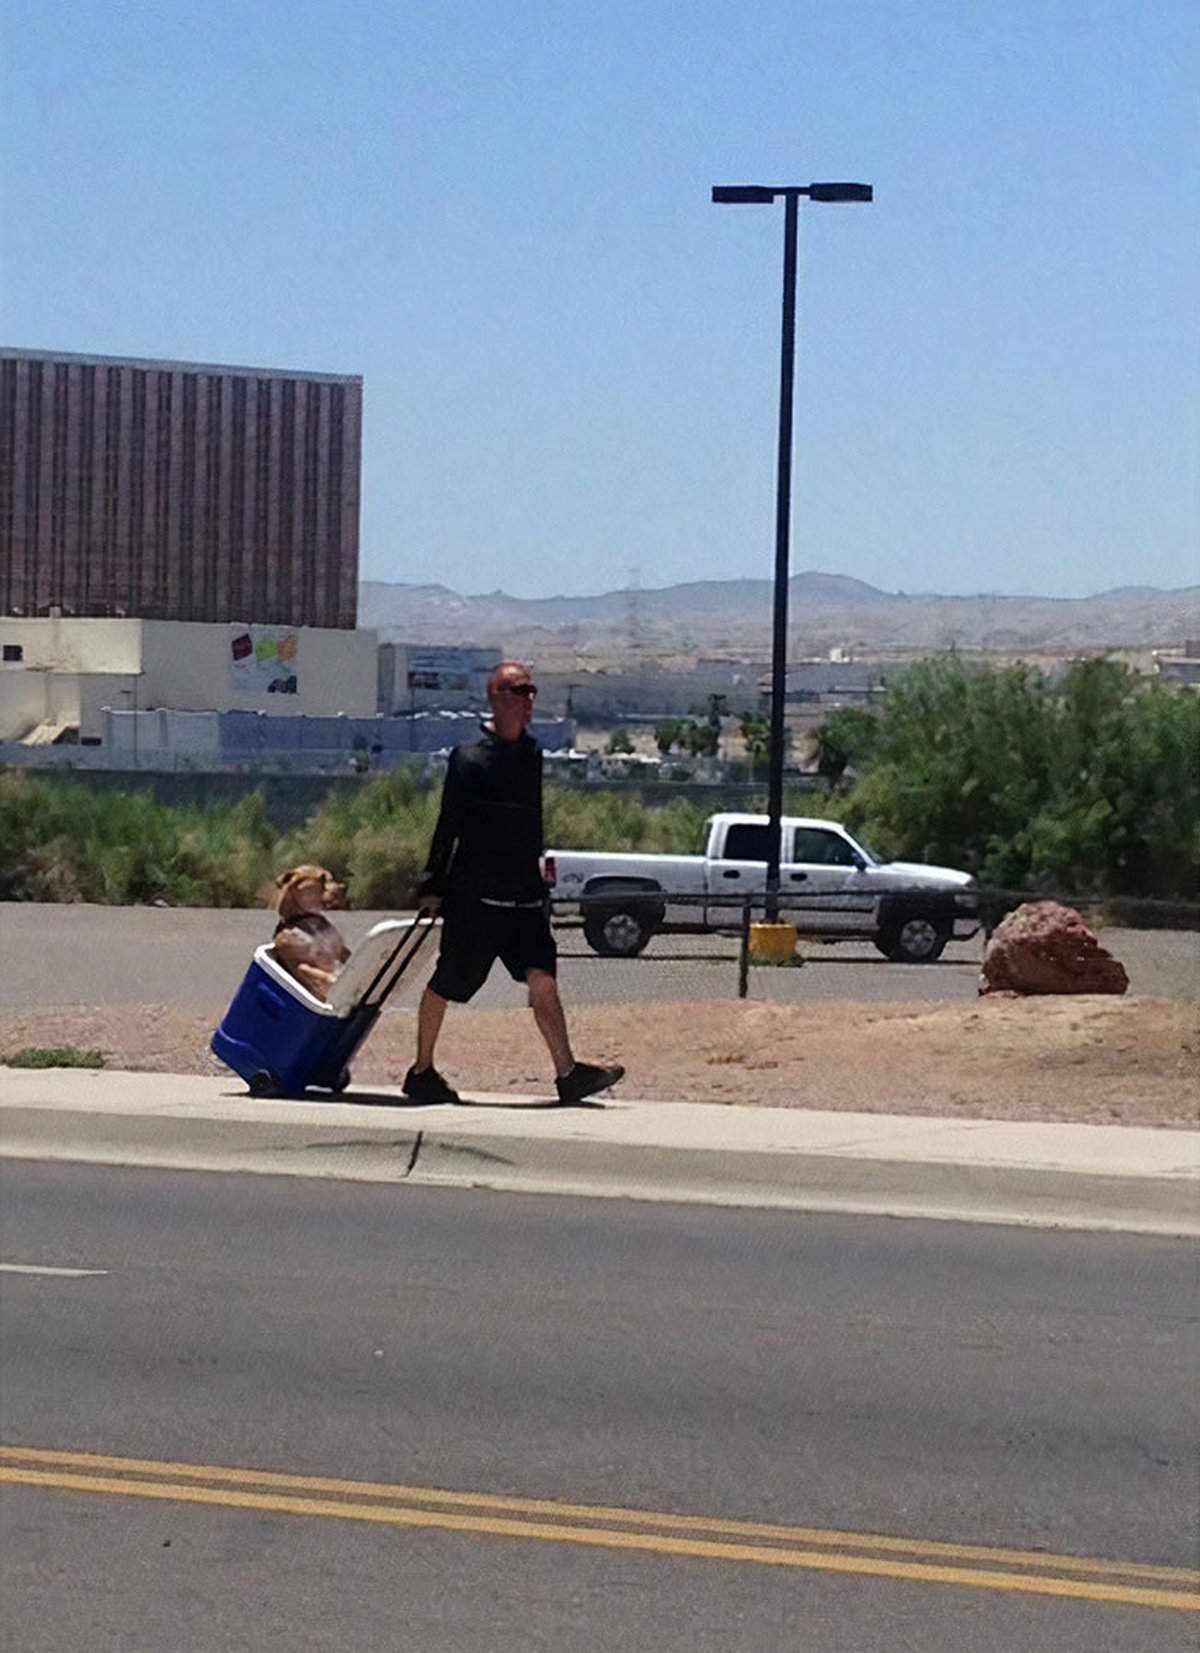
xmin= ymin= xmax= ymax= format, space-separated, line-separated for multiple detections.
xmin=875 ymin=915 xmax=951 ymax=963
xmin=583 ymin=905 xmax=655 ymax=957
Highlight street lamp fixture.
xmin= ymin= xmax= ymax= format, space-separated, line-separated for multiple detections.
xmin=712 ymin=180 xmax=872 ymax=917
xmin=712 ymin=183 xmax=872 ymax=205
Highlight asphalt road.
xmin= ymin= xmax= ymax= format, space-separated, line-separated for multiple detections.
xmin=2 ymin=1162 xmax=1196 ymax=1650
xmin=1 ymin=902 xmax=1196 ymax=1008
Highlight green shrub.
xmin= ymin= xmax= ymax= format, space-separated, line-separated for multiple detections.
xmin=838 ymin=657 xmax=1200 ymax=902
xmin=7 ymin=670 xmax=1191 ymax=912
xmin=6 ymin=1046 xmax=106 ymax=1069
xmin=273 ymin=766 xmax=441 ymax=907
xmin=0 ymin=774 xmax=276 ymax=905
xmin=543 ymin=787 xmax=708 ymax=853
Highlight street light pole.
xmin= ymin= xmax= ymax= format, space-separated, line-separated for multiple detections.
xmin=767 ymin=189 xmax=800 ymax=919
xmin=712 ymin=182 xmax=871 ymax=919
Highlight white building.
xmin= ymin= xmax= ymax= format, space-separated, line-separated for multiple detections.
xmin=377 ymin=643 xmax=500 ymax=715
xmin=1155 ymin=642 xmax=1200 ymax=688
xmin=0 ymin=617 xmax=378 ymax=744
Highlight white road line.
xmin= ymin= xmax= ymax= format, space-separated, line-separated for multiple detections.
xmin=0 ymin=1263 xmax=108 ymax=1278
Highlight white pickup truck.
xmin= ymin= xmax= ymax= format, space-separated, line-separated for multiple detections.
xmin=550 ymin=812 xmax=980 ymax=963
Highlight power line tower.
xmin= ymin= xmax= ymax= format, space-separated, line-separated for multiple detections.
xmin=623 ymin=564 xmax=644 ymax=664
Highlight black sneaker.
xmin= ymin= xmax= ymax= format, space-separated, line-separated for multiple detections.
xmin=556 ymin=1061 xmax=624 ymax=1105
xmin=402 ymin=1065 xmax=461 ymax=1104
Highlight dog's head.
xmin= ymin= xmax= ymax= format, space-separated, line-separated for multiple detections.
xmin=274 ymin=864 xmax=348 ymax=920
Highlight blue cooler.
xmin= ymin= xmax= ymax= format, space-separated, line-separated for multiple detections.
xmin=211 ymin=919 xmax=433 ymax=1097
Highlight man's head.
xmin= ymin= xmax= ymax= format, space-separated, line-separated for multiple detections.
xmin=487 ymin=659 xmax=537 ymax=740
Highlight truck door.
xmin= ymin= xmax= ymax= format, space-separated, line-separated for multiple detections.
xmin=709 ymin=823 xmax=874 ymax=932
xmin=782 ymin=825 xmax=875 ymax=933
xmin=706 ymin=821 xmax=773 ymax=925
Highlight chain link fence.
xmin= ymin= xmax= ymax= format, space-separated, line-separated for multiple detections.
xmin=538 ymin=886 xmax=1200 ymax=1008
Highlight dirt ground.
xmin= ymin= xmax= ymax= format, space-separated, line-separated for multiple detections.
xmin=2 ymin=993 xmax=1196 ymax=1127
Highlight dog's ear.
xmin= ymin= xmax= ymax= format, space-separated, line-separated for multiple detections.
xmin=274 ymin=871 xmax=291 ymax=889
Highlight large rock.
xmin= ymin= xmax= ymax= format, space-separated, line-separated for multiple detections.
xmin=979 ymin=901 xmax=1129 ymax=996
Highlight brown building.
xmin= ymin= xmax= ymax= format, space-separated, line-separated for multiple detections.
xmin=0 ymin=348 xmax=362 ymax=628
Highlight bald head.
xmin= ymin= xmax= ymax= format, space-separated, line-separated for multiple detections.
xmin=486 ymin=660 xmax=528 ymax=696
xmin=487 ymin=659 xmax=537 ymax=739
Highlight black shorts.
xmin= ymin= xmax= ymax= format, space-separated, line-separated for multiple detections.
xmin=428 ymin=898 xmax=557 ymax=1003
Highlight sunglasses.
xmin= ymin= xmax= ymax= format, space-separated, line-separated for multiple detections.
xmin=499 ymin=682 xmax=538 ymax=698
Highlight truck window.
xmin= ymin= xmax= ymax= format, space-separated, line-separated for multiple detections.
xmin=791 ymin=827 xmax=860 ymax=867
xmin=722 ymin=823 xmax=774 ymax=862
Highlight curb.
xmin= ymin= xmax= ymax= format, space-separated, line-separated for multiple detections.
xmin=3 ymin=1070 xmax=1198 ymax=1236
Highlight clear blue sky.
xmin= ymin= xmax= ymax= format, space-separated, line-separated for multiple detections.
xmin=3 ymin=0 xmax=1197 ymax=599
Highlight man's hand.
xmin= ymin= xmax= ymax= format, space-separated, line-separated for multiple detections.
xmin=417 ymin=894 xmax=442 ymax=918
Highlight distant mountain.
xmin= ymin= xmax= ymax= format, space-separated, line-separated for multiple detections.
xmin=358 ymin=574 xmax=1200 ymax=657
xmin=361 ymin=571 xmax=890 ymax=618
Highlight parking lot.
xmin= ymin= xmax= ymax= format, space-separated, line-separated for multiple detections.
xmin=0 ymin=903 xmax=1195 ymax=1010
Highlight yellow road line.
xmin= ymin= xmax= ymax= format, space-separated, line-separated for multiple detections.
xmin=2 ymin=1444 xmax=1191 ymax=1584
xmin=1 ymin=1452 xmax=1196 ymax=1614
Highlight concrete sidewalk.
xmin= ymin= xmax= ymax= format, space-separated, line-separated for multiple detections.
xmin=2 ymin=1067 xmax=1197 ymax=1236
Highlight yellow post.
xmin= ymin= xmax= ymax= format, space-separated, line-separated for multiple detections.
xmin=747 ymin=922 xmax=800 ymax=965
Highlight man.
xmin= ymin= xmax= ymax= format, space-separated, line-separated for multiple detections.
xmin=404 ymin=659 xmax=624 ymax=1106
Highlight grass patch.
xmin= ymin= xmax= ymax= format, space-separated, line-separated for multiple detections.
xmin=6 ymin=1046 xmax=106 ymax=1070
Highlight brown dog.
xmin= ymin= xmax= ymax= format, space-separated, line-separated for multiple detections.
xmin=271 ymin=864 xmax=351 ymax=1000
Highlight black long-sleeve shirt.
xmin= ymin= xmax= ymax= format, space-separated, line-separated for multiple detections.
xmin=417 ymin=726 xmax=545 ymax=904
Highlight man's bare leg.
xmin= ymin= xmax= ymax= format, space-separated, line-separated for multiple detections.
xmin=415 ymin=985 xmax=449 ymax=1072
xmin=526 ymin=968 xmax=574 ymax=1079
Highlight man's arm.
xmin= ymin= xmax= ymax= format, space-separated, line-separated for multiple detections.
xmin=535 ymin=744 xmax=545 ymax=858
xmin=535 ymin=745 xmax=555 ymax=886
xmin=415 ymin=751 xmax=467 ymax=907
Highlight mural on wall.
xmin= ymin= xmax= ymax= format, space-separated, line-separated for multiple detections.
xmin=229 ymin=627 xmax=298 ymax=694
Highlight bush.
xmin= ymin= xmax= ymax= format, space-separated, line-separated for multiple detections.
xmin=273 ymin=766 xmax=442 ymax=907
xmin=0 ymin=767 xmax=717 ymax=907
xmin=0 ymin=774 xmax=276 ymax=905
xmin=6 ymin=1046 xmax=106 ymax=1069
xmin=14 ymin=672 xmax=1189 ymax=913
xmin=837 ymin=657 xmax=1200 ymax=902
xmin=812 ymin=706 xmax=879 ymax=788
xmin=543 ymin=787 xmax=708 ymax=854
